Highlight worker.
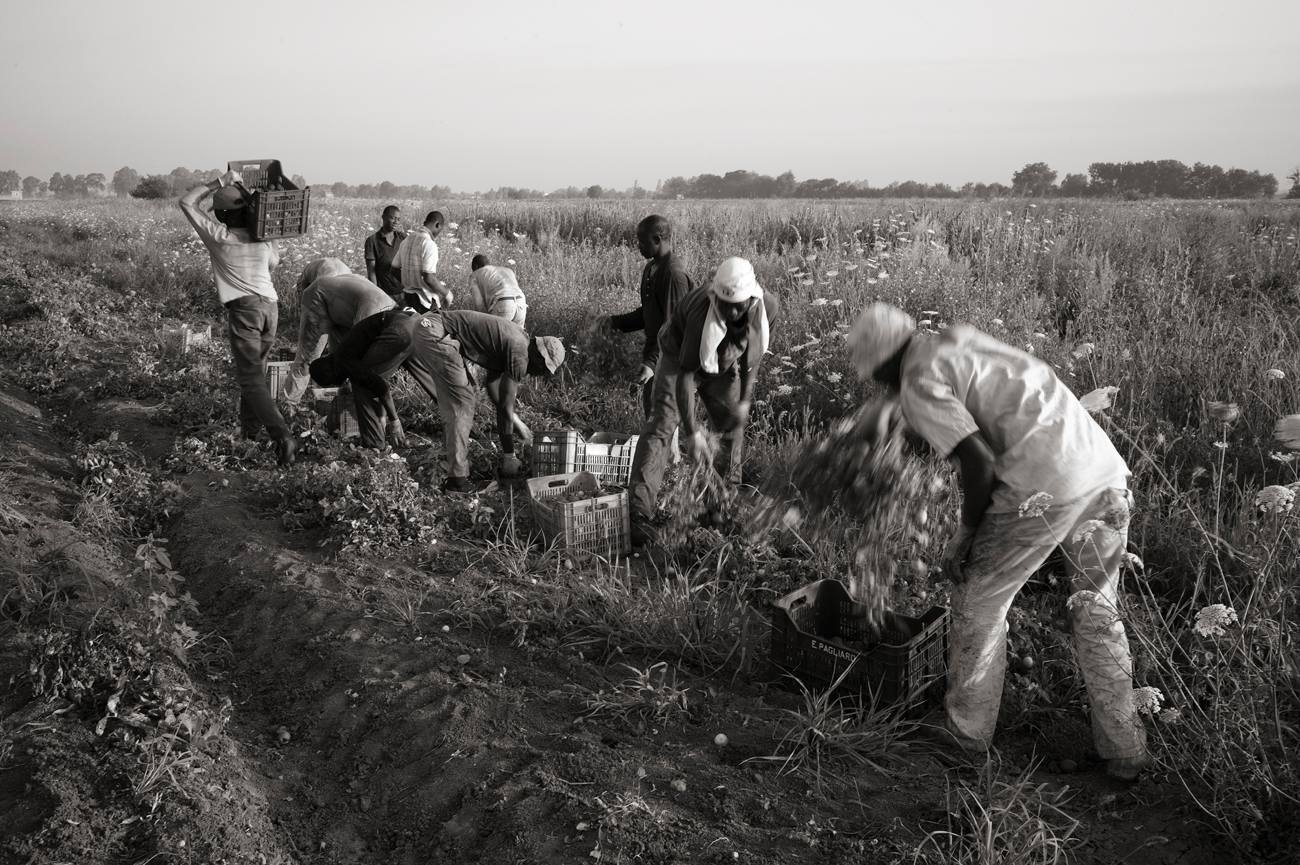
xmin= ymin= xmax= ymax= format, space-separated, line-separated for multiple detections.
xmin=308 ymin=310 xmax=564 ymax=490
xmin=178 ymin=169 xmax=294 ymax=465
xmin=392 ymin=210 xmax=450 ymax=313
xmin=625 ymin=257 xmax=778 ymax=547
xmin=847 ymin=302 xmax=1151 ymax=781
xmin=281 ymin=260 xmax=396 ymax=407
xmin=470 ymin=254 xmax=527 ymax=327
xmin=365 ymin=205 xmax=406 ymax=300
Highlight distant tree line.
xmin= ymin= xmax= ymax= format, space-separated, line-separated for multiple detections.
xmin=2 ymin=161 xmax=1294 ymax=201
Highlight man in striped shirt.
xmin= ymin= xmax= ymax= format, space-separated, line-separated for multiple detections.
xmin=393 ymin=210 xmax=450 ymax=313
xmin=178 ymin=170 xmax=295 ymax=465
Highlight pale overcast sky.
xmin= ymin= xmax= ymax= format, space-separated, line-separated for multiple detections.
xmin=2 ymin=0 xmax=1297 ymax=191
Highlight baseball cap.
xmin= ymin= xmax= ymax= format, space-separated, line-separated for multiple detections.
xmin=213 ymin=186 xmax=247 ymax=211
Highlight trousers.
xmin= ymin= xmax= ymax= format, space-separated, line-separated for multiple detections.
xmin=627 ymin=352 xmax=743 ymax=525
xmin=350 ymin=313 xmax=475 ymax=478
xmin=487 ymin=296 xmax=527 ymax=328
xmin=946 ymin=485 xmax=1148 ymax=760
xmin=225 ymin=295 xmax=287 ymax=440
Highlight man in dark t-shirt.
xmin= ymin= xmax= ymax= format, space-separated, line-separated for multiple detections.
xmin=364 ymin=205 xmax=406 ymax=299
xmin=626 ymin=257 xmax=779 ymax=546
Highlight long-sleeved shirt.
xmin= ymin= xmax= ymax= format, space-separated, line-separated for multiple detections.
xmin=610 ymin=253 xmax=693 ymax=369
xmin=659 ymin=288 xmax=781 ymax=380
xmin=441 ymin=309 xmax=530 ymax=382
xmin=178 ymin=185 xmax=280 ymax=305
xmin=296 ymin=274 xmax=396 ymax=366
xmin=328 ymin=309 xmax=419 ymax=397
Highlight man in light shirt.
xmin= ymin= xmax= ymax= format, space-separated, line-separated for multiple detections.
xmin=470 ymin=254 xmax=527 ymax=326
xmin=178 ymin=170 xmax=295 ymax=465
xmin=849 ymin=303 xmax=1150 ymax=781
xmin=392 ymin=210 xmax=450 ymax=313
xmin=281 ymin=260 xmax=396 ymax=408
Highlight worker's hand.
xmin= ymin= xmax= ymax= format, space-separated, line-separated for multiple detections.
xmin=631 ymin=365 xmax=654 ymax=386
xmin=501 ymin=454 xmax=523 ymax=477
xmin=387 ymin=418 xmax=407 ymax=448
xmin=942 ymin=524 xmax=979 ymax=584
xmin=685 ymin=430 xmax=715 ymax=463
xmin=219 ymin=169 xmax=243 ymax=188
xmin=606 ymin=315 xmax=619 ymax=332
xmin=733 ymin=400 xmax=752 ymax=430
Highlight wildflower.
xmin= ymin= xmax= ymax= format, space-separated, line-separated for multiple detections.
xmin=825 ymin=372 xmax=842 ymax=384
xmin=878 ymin=271 xmax=889 ymax=280
xmin=1265 ymin=368 xmax=1285 ymax=381
xmin=811 ymin=298 xmax=828 ymax=307
xmin=1066 ymin=589 xmax=1101 ymax=612
xmin=1213 ymin=441 xmax=1229 ymax=449
xmin=1158 ymin=707 xmax=1182 ymax=724
xmin=825 ymin=270 xmax=839 ymax=277
xmin=1121 ymin=551 xmax=1144 ymax=571
xmin=1193 ymin=604 xmax=1238 ymax=638
xmin=1255 ymin=485 xmax=1295 ymax=514
xmin=1072 ymin=342 xmax=1096 ymax=359
xmin=775 ymin=385 xmax=794 ymax=397
xmin=1133 ymin=686 xmax=1163 ymax=715
xmin=507 ymin=258 xmax=517 ymax=266
xmin=1079 ymin=385 xmax=1119 ymax=415
xmin=1206 ymin=401 xmax=1240 ymax=424
xmin=1032 ymin=331 xmax=1047 ymax=339
xmin=1270 ymin=451 xmax=1297 ymax=464
xmin=1275 ymin=415 xmax=1300 ymax=450
xmin=1072 ymin=519 xmax=1108 ymax=544
xmin=1018 ymin=492 xmax=1054 ymax=519
xmin=447 ymin=222 xmax=459 ymax=230
xmin=990 ymin=318 xmax=1004 ymax=327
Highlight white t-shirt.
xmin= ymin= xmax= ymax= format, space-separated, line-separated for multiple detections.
xmin=394 ymin=226 xmax=440 ymax=308
xmin=471 ymin=265 xmax=525 ymax=311
xmin=899 ymin=325 xmax=1129 ymax=512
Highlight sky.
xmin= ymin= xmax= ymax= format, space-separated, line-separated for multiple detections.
xmin=2 ymin=0 xmax=1297 ymax=191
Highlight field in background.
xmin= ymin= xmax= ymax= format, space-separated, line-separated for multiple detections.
xmin=1 ymin=196 xmax=1298 ymax=862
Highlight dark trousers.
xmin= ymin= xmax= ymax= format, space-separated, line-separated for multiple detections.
xmin=225 ymin=296 xmax=287 ymax=440
xmin=627 ymin=353 xmax=744 ymax=525
xmin=351 ymin=313 xmax=475 ymax=477
xmin=402 ymin=292 xmax=431 ymax=314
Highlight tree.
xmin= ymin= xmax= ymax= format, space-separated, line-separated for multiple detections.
xmin=0 ymin=170 xmax=19 ymax=195
xmin=130 ymin=175 xmax=172 ymax=199
xmin=1011 ymin=162 xmax=1058 ymax=197
xmin=1287 ymin=167 xmax=1300 ymax=200
xmin=48 ymin=172 xmax=67 ymax=196
xmin=586 ymin=184 xmax=603 ymax=199
xmin=330 ymin=181 xmax=350 ymax=197
xmin=85 ymin=173 xmax=107 ymax=195
xmin=22 ymin=176 xmax=40 ymax=197
xmin=1059 ymin=173 xmax=1090 ymax=197
xmin=112 ymin=166 xmax=140 ymax=197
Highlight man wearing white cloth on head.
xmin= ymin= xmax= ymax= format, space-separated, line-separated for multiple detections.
xmin=626 ymin=257 xmax=779 ymax=547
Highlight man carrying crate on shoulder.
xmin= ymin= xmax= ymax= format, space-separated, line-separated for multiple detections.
xmin=178 ymin=169 xmax=295 ymax=465
xmin=847 ymin=303 xmax=1151 ymax=781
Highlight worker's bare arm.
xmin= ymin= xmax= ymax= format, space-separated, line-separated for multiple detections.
xmin=950 ymin=432 xmax=997 ymax=529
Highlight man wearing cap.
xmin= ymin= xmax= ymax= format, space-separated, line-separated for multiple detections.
xmin=848 ymin=303 xmax=1151 ymax=781
xmin=178 ymin=170 xmax=295 ymax=465
xmin=281 ymin=259 xmax=396 ymax=406
xmin=309 ymin=310 xmax=565 ymax=490
xmin=626 ymin=256 xmax=779 ymax=546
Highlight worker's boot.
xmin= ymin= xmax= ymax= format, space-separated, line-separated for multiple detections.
xmin=1105 ymin=753 xmax=1152 ymax=782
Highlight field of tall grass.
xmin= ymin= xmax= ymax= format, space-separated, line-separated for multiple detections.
xmin=2 ymin=194 xmax=1298 ymax=859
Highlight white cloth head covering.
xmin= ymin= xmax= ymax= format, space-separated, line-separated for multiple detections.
xmin=700 ymin=257 xmax=769 ymax=374
xmin=708 ymin=257 xmax=763 ymax=303
xmin=295 ymin=257 xmax=352 ymax=292
xmin=849 ymin=302 xmax=916 ymax=379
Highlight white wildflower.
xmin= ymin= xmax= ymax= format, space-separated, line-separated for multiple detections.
xmin=1121 ymin=552 xmax=1144 ymax=572
xmin=1255 ymin=485 xmax=1295 ymax=514
xmin=507 ymin=258 xmax=517 ymax=266
xmin=1193 ymin=604 xmax=1238 ymax=638
xmin=1072 ymin=342 xmax=1096 ymax=359
xmin=1018 ymin=492 xmax=1054 ymax=519
xmin=811 ymin=298 xmax=829 ymax=307
xmin=1066 ymin=589 xmax=1101 ymax=612
xmin=1072 ymin=519 xmax=1109 ymax=544
xmin=1158 ymin=707 xmax=1182 ymax=724
xmin=1133 ymin=686 xmax=1164 ymax=715
xmin=1079 ymin=386 xmax=1119 ymax=415
xmin=775 ymin=385 xmax=794 ymax=397
xmin=1265 ymin=368 xmax=1286 ymax=381
xmin=825 ymin=372 xmax=842 ymax=384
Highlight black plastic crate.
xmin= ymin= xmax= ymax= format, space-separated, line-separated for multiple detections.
xmin=770 ymin=579 xmax=948 ymax=712
xmin=226 ymin=159 xmax=311 ymax=240
xmin=227 ymin=159 xmax=289 ymax=191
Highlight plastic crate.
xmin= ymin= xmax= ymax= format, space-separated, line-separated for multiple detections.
xmin=770 ymin=579 xmax=948 ymax=712
xmin=528 ymin=471 xmax=630 ymax=559
xmin=531 ymin=430 xmax=639 ymax=484
xmin=162 ymin=322 xmax=212 ymax=355
xmin=327 ymin=392 xmax=359 ymax=439
xmin=227 ymin=159 xmax=287 ymax=191
xmin=531 ymin=430 xmax=582 ymax=477
xmin=308 ymin=386 xmax=338 ymax=417
xmin=249 ymin=188 xmax=311 ymax=241
xmin=265 ymin=361 xmax=294 ymax=399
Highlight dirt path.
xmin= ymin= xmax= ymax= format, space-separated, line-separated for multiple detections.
xmin=2 ymin=376 xmax=1226 ymax=864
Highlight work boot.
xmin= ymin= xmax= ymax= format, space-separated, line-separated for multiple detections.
xmin=275 ymin=434 xmax=298 ymax=467
xmin=442 ymin=476 xmax=473 ymax=493
xmin=1105 ymin=753 xmax=1152 ymax=782
xmin=915 ymin=710 xmax=989 ymax=756
xmin=629 ymin=522 xmax=659 ymax=549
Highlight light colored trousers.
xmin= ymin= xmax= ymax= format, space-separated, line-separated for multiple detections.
xmin=947 ymin=485 xmax=1148 ymax=760
xmin=488 ymin=296 xmax=527 ymax=328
